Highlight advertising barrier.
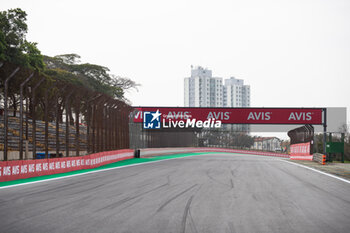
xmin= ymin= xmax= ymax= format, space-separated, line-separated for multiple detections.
xmin=140 ymin=147 xmax=289 ymax=158
xmin=133 ymin=107 xmax=323 ymax=125
xmin=198 ymin=148 xmax=289 ymax=158
xmin=1 ymin=148 xmax=289 ymax=182
xmin=0 ymin=149 xmax=134 ymax=182
xmin=290 ymin=142 xmax=313 ymax=160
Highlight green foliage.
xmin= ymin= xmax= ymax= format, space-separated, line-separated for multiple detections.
xmin=1 ymin=8 xmax=138 ymax=101
xmin=54 ymin=53 xmax=81 ymax=65
xmin=44 ymin=68 xmax=84 ymax=87
xmin=0 ymin=31 xmax=6 ymax=61
xmin=21 ymin=41 xmax=45 ymax=70
xmin=0 ymin=8 xmax=44 ymax=70
xmin=43 ymin=54 xmax=138 ymax=99
xmin=0 ymin=8 xmax=27 ymax=47
xmin=201 ymin=130 xmax=254 ymax=149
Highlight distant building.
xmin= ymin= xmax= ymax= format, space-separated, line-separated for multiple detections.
xmin=184 ymin=66 xmax=250 ymax=108
xmin=223 ymin=77 xmax=250 ymax=107
xmin=252 ymin=137 xmax=282 ymax=152
xmin=184 ymin=66 xmax=223 ymax=107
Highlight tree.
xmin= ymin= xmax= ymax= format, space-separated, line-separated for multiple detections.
xmin=203 ymin=129 xmax=254 ymax=149
xmin=339 ymin=124 xmax=350 ymax=160
xmin=0 ymin=30 xmax=6 ymax=61
xmin=111 ymin=75 xmax=139 ymax=99
xmin=43 ymin=54 xmax=139 ymax=100
xmin=0 ymin=8 xmax=44 ymax=70
xmin=1 ymin=8 xmax=136 ymax=122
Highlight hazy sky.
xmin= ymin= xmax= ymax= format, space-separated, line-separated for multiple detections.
xmin=2 ymin=0 xmax=350 ymax=137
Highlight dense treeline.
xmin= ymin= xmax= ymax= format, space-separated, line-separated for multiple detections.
xmin=0 ymin=8 xmax=138 ymax=122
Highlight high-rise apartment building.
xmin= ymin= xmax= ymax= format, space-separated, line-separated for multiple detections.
xmin=184 ymin=66 xmax=250 ymax=108
xmin=223 ymin=77 xmax=250 ymax=107
xmin=184 ymin=66 xmax=223 ymax=107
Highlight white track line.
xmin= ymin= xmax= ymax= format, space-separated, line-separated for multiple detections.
xmin=281 ymin=160 xmax=350 ymax=184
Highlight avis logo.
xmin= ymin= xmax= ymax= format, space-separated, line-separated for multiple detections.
xmin=143 ymin=110 xmax=162 ymax=129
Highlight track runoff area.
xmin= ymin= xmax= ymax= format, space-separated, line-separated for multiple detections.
xmin=1 ymin=152 xmax=350 ymax=233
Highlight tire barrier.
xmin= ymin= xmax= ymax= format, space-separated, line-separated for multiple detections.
xmin=0 ymin=149 xmax=134 ymax=182
xmin=312 ymin=153 xmax=326 ymax=165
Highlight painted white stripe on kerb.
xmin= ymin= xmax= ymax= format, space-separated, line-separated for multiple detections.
xmin=281 ymin=160 xmax=350 ymax=184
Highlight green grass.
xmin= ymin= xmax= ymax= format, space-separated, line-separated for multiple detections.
xmin=332 ymin=160 xmax=350 ymax=164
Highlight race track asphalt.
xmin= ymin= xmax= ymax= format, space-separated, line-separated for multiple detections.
xmin=1 ymin=153 xmax=350 ymax=233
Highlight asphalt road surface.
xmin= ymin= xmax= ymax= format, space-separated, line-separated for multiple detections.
xmin=1 ymin=153 xmax=350 ymax=233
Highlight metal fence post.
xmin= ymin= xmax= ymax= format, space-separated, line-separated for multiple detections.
xmin=55 ymin=96 xmax=60 ymax=157
xmin=19 ymin=73 xmax=33 ymax=159
xmin=75 ymin=98 xmax=80 ymax=156
xmin=341 ymin=133 xmax=345 ymax=163
xmin=3 ymin=67 xmax=20 ymax=160
xmin=65 ymin=91 xmax=74 ymax=157
xmin=92 ymin=104 xmax=96 ymax=153
xmin=53 ymin=84 xmax=67 ymax=158
xmin=25 ymin=95 xmax=29 ymax=141
xmin=87 ymin=94 xmax=102 ymax=154
xmin=110 ymin=104 xmax=118 ymax=150
xmin=44 ymin=84 xmax=55 ymax=158
xmin=86 ymin=100 xmax=91 ymax=154
xmin=31 ymin=77 xmax=45 ymax=159
xmin=323 ymin=108 xmax=327 ymax=160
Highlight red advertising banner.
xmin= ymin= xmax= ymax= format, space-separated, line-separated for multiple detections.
xmin=290 ymin=142 xmax=313 ymax=160
xmin=0 ymin=148 xmax=289 ymax=183
xmin=133 ymin=107 xmax=323 ymax=125
xmin=0 ymin=149 xmax=134 ymax=182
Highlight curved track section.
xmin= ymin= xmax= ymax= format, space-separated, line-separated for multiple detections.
xmin=1 ymin=153 xmax=350 ymax=233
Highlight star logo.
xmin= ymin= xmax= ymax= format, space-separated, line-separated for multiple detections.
xmin=143 ymin=110 xmax=162 ymax=129
xmin=150 ymin=110 xmax=161 ymax=122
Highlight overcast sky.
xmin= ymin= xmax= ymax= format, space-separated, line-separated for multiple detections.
xmin=2 ymin=0 xmax=350 ymax=137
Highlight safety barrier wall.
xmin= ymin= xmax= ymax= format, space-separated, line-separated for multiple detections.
xmin=312 ymin=153 xmax=326 ymax=165
xmin=290 ymin=142 xmax=313 ymax=160
xmin=0 ymin=149 xmax=134 ymax=182
xmin=1 ymin=147 xmax=289 ymax=182
xmin=140 ymin=147 xmax=289 ymax=158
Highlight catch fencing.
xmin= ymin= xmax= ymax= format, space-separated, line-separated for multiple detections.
xmin=0 ymin=62 xmax=132 ymax=161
